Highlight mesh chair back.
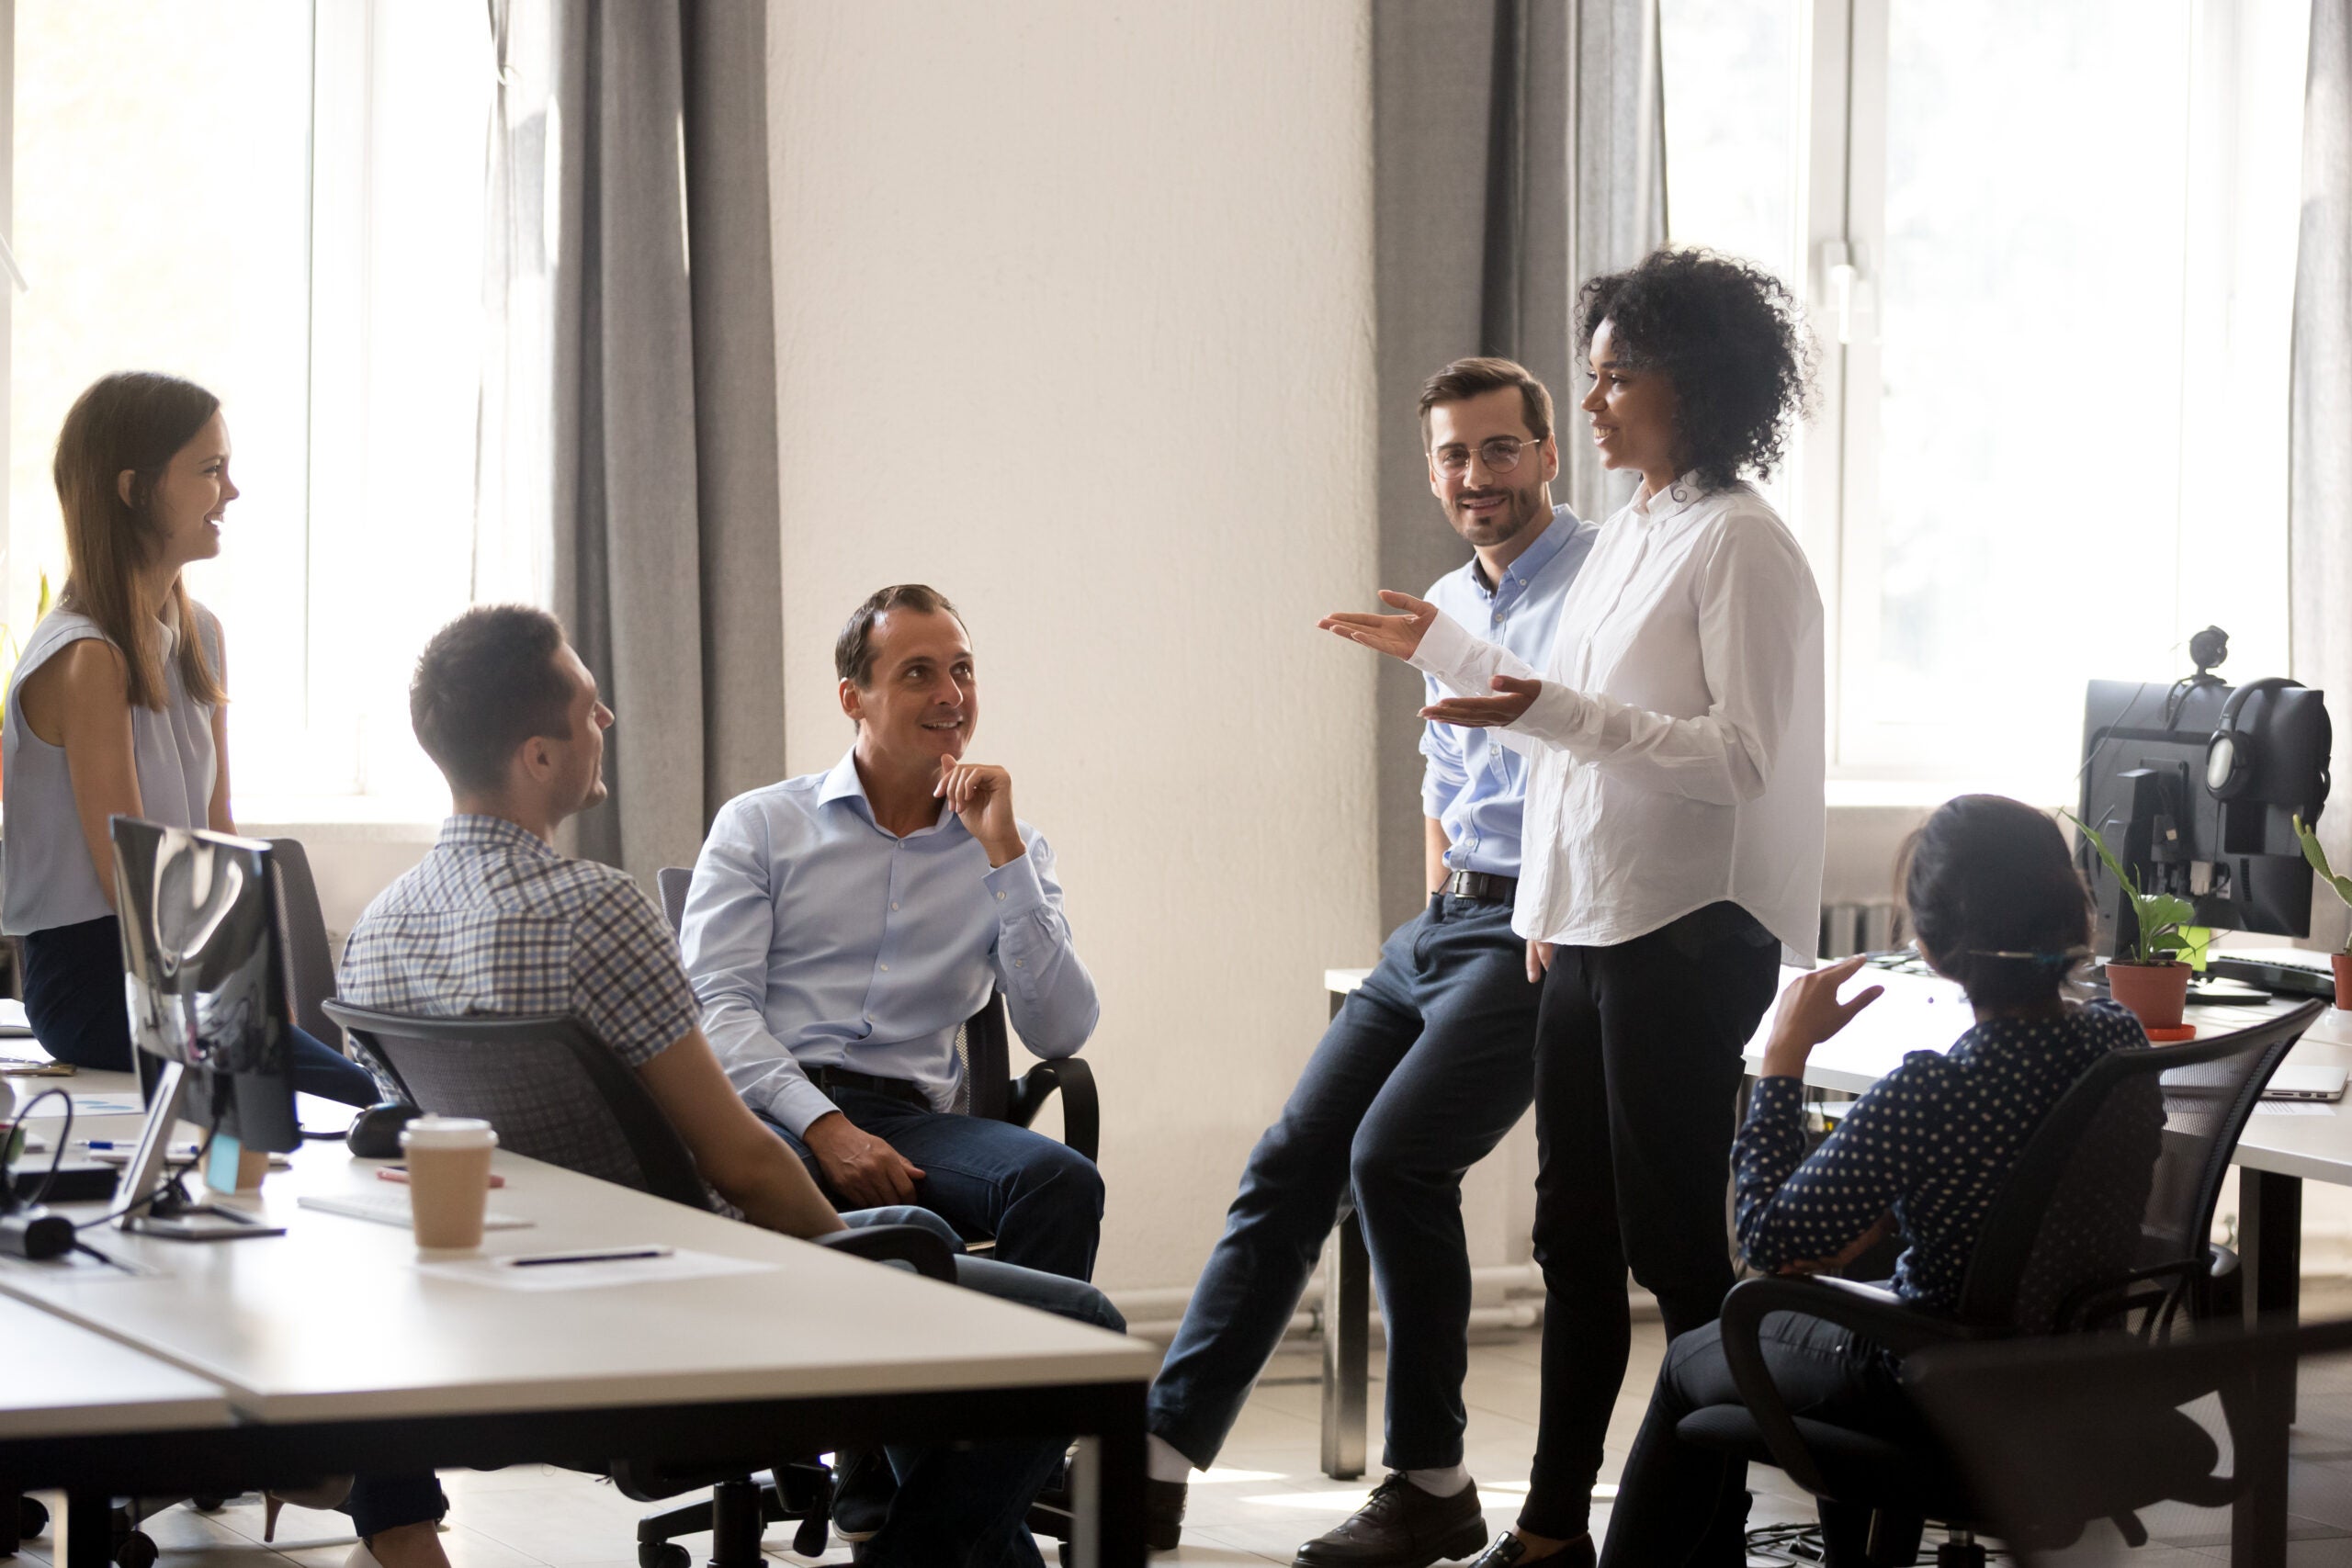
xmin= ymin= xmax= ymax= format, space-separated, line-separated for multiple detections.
xmin=1957 ymin=1000 xmax=2324 ymax=1334
xmin=1909 ymin=1314 xmax=2352 ymax=1565
xmin=266 ymin=838 xmax=340 ymax=1048
xmin=322 ymin=1000 xmax=715 ymax=1210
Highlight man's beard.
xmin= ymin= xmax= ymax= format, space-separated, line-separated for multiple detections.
xmin=1452 ymin=479 xmax=1545 ymax=547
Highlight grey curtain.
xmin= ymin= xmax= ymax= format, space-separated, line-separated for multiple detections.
xmin=2291 ymin=0 xmax=2352 ymax=951
xmin=1369 ymin=0 xmax=1666 ymax=929
xmin=544 ymin=0 xmax=786 ymax=882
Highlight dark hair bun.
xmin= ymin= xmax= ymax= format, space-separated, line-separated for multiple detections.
xmin=1900 ymin=795 xmax=2093 ymax=1009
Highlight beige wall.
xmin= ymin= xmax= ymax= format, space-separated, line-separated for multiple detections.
xmin=766 ymin=0 xmax=1385 ymax=1292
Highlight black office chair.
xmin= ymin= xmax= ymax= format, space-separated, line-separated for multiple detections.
xmin=322 ymin=1000 xmax=961 ymax=1568
xmin=653 ymin=864 xmax=1100 ymax=1193
xmin=1679 ymin=999 xmax=2325 ymax=1567
xmin=266 ymin=838 xmax=344 ymax=1050
xmin=1906 ymin=1313 xmax=2352 ymax=1566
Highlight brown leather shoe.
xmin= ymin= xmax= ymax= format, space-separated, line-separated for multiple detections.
xmin=1293 ymin=1473 xmax=1488 ymax=1567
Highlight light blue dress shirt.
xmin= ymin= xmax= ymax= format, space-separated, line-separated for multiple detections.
xmin=1419 ymin=504 xmax=1597 ymax=880
xmin=680 ymin=749 xmax=1100 ymax=1137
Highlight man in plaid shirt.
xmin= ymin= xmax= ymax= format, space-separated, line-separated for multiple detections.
xmin=340 ymin=604 xmax=1117 ymax=1568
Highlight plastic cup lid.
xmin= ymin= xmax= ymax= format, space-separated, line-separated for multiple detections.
xmin=399 ymin=1115 xmax=500 ymax=1151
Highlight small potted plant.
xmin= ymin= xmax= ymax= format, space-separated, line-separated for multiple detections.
xmin=2292 ymin=814 xmax=2352 ymax=1009
xmin=2067 ymin=814 xmax=2196 ymax=1031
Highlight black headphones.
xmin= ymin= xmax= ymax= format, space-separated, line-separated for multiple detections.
xmin=2205 ymin=676 xmax=2304 ymax=800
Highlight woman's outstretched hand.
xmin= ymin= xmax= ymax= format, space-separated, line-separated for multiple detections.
xmin=1318 ymin=590 xmax=1439 ymax=661
xmin=1420 ymin=673 xmax=1542 ymax=729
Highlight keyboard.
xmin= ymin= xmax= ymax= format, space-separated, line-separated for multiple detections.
xmin=296 ymin=1191 xmax=534 ymax=1230
xmin=2207 ymin=947 xmax=2339 ymax=998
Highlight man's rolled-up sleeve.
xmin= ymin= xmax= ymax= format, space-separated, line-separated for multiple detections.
xmin=679 ymin=803 xmax=838 ymax=1137
xmin=986 ymin=828 xmax=1098 ymax=1057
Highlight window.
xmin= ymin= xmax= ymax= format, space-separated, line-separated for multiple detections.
xmin=5 ymin=0 xmax=498 ymax=815
xmin=1662 ymin=0 xmax=2309 ymax=798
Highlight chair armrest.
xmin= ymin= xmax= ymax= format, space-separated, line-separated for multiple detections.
xmin=817 ymin=1223 xmax=957 ymax=1282
xmin=1716 ymin=1274 xmax=1996 ymax=1496
xmin=1006 ymin=1057 xmax=1099 ymax=1165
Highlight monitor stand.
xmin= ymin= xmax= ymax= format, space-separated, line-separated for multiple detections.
xmin=115 ymin=1061 xmax=285 ymax=1241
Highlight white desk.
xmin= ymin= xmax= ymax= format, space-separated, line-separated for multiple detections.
xmin=0 ymin=1134 xmax=1158 ymax=1566
xmin=1741 ymin=964 xmax=2352 ymax=1325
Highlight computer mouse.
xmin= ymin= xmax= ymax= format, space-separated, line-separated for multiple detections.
xmin=345 ymin=1101 xmax=424 ymax=1159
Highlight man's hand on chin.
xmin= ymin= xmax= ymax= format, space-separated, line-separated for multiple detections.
xmin=804 ymin=1111 xmax=927 ymax=1208
xmin=935 ymin=760 xmax=1025 ymax=867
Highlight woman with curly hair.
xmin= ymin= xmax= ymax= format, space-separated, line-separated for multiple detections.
xmin=1321 ymin=248 xmax=1826 ymax=1565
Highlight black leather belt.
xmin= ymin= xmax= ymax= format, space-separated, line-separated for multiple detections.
xmin=1443 ymin=869 xmax=1518 ymax=904
xmin=809 ymin=1066 xmax=930 ymax=1109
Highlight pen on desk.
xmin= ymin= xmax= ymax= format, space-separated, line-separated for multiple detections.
xmin=501 ymin=1247 xmax=674 ymax=1269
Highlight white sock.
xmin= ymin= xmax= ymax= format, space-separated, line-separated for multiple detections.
xmin=1405 ymin=1463 xmax=1472 ymax=1497
xmin=1147 ymin=1434 xmax=1194 ymax=1484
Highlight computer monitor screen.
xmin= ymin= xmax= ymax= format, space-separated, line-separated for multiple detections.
xmin=109 ymin=818 xmax=300 ymax=1154
xmin=2077 ymin=679 xmax=2333 ymax=955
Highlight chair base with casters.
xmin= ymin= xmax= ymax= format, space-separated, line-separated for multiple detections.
xmin=617 ymin=1462 xmax=833 ymax=1568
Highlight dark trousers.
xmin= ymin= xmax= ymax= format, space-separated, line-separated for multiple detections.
xmin=1519 ymin=904 xmax=1782 ymax=1540
xmin=1600 ymin=1314 xmax=1919 ymax=1567
xmin=21 ymin=915 xmax=380 ymax=1109
xmin=345 ymin=1474 xmax=450 ymax=1539
xmin=768 ymin=1085 xmax=1104 ymax=1280
xmin=1149 ymin=893 xmax=1540 ymax=1471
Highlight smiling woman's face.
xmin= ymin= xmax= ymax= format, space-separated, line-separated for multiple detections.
xmin=135 ymin=410 xmax=237 ymax=572
xmin=1578 ymin=321 xmax=1680 ymax=487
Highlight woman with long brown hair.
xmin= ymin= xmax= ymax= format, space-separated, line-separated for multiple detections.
xmin=3 ymin=371 xmax=378 ymax=1102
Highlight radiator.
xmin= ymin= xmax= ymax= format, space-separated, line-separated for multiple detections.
xmin=1819 ymin=899 xmax=1902 ymax=960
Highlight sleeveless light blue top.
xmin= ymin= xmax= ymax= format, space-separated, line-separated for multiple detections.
xmin=2 ymin=604 xmax=221 ymax=934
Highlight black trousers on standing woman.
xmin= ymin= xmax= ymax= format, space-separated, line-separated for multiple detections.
xmin=1514 ymin=901 xmax=1783 ymax=1543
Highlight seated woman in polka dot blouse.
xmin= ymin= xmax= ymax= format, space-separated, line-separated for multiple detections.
xmin=1594 ymin=794 xmax=2143 ymax=1568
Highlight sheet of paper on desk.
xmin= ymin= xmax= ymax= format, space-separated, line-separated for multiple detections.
xmin=2253 ymin=1100 xmax=2338 ymax=1116
xmin=415 ymin=1248 xmax=779 ymax=1292
xmin=69 ymin=1094 xmax=146 ymax=1117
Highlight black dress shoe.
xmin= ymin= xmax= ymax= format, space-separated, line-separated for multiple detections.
xmin=831 ymin=1447 xmax=896 ymax=1542
xmin=1462 ymin=1530 xmax=1595 ymax=1568
xmin=1146 ymin=1478 xmax=1187 ymax=1551
xmin=1294 ymin=1473 xmax=1487 ymax=1567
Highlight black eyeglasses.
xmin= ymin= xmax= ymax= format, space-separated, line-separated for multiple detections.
xmin=1430 ymin=435 xmax=1542 ymax=476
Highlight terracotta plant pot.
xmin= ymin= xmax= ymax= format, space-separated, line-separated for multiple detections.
xmin=2334 ymin=952 xmax=2352 ymax=1011
xmin=2107 ymin=960 xmax=2191 ymax=1031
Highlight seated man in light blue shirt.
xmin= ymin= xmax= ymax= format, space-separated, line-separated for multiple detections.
xmin=681 ymin=583 xmax=1103 ymax=1284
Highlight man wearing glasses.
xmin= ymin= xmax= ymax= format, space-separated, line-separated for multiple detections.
xmin=1144 ymin=359 xmax=1596 ymax=1564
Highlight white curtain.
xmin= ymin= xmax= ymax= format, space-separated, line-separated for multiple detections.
xmin=2291 ymin=0 xmax=2352 ymax=950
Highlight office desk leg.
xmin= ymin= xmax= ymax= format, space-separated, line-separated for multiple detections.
xmin=2242 ymin=1170 xmax=2303 ymax=1329
xmin=60 ymin=1494 xmax=110 ymax=1568
xmin=1321 ymin=1209 xmax=1370 ymax=1482
xmin=1069 ymin=1382 xmax=1148 ymax=1568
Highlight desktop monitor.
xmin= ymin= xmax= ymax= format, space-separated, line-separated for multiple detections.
xmin=109 ymin=817 xmax=302 ymax=1156
xmin=2076 ymin=679 xmax=2333 ymax=957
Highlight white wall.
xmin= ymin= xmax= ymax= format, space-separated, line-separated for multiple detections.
xmin=766 ymin=0 xmax=1382 ymax=1293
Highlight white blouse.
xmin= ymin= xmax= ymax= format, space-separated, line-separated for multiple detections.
xmin=1408 ymin=476 xmax=1826 ymax=961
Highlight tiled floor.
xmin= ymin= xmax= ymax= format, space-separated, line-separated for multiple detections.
xmin=12 ymin=1320 xmax=1826 ymax=1568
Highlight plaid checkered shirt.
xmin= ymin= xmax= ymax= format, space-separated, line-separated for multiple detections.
xmin=338 ymin=814 xmax=697 ymax=1067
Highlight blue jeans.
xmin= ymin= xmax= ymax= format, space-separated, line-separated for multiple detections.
xmin=768 ymin=1088 xmax=1103 ymax=1280
xmin=22 ymin=914 xmax=381 ymax=1108
xmin=1149 ymin=894 xmax=1541 ymax=1471
xmin=840 ymin=1207 xmax=1125 ymax=1567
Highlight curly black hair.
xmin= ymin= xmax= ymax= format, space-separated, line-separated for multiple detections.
xmin=1576 ymin=248 xmax=1816 ymax=492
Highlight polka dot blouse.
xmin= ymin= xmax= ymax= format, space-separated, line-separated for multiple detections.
xmin=1733 ymin=998 xmax=2149 ymax=1311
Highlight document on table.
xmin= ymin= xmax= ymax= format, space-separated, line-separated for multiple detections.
xmin=2252 ymin=1100 xmax=2338 ymax=1117
xmin=69 ymin=1094 xmax=146 ymax=1117
xmin=416 ymin=1247 xmax=779 ymax=1292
